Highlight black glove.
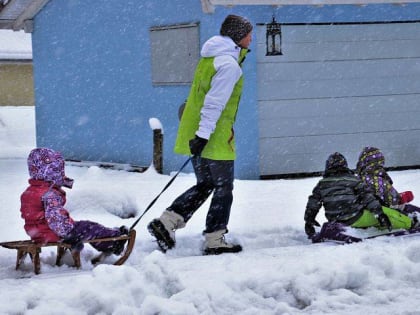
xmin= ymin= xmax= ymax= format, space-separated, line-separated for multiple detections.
xmin=377 ymin=213 xmax=392 ymax=231
xmin=305 ymin=220 xmax=320 ymax=238
xmin=189 ymin=136 xmax=208 ymax=156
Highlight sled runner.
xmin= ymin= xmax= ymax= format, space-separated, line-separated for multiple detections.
xmin=311 ymin=222 xmax=420 ymax=244
xmin=0 ymin=229 xmax=136 ymax=275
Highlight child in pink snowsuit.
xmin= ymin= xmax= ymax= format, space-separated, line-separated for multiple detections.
xmin=20 ymin=147 xmax=128 ymax=254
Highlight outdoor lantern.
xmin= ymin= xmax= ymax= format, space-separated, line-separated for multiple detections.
xmin=266 ymin=16 xmax=282 ymax=56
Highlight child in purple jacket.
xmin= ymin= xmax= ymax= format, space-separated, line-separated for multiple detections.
xmin=356 ymin=146 xmax=420 ymax=216
xmin=20 ymin=147 xmax=128 ymax=255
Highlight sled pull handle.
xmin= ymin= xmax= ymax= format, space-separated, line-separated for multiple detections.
xmin=129 ymin=157 xmax=191 ymax=230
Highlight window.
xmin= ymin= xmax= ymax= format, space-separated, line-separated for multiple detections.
xmin=150 ymin=22 xmax=200 ymax=85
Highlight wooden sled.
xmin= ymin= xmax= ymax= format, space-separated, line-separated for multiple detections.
xmin=0 ymin=229 xmax=136 ymax=275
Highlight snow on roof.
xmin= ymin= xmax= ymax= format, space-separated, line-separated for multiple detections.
xmin=0 ymin=29 xmax=32 ymax=59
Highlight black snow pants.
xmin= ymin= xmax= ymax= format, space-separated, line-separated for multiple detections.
xmin=167 ymin=156 xmax=234 ymax=233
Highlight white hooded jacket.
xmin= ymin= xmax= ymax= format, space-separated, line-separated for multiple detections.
xmin=196 ymin=35 xmax=243 ymax=140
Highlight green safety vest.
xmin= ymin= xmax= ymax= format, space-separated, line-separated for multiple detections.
xmin=174 ymin=49 xmax=248 ymax=160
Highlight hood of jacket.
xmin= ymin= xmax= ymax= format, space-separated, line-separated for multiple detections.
xmin=356 ymin=146 xmax=385 ymax=174
xmin=27 ymin=147 xmax=73 ymax=188
xmin=323 ymin=152 xmax=352 ymax=177
xmin=201 ymin=35 xmax=242 ymax=60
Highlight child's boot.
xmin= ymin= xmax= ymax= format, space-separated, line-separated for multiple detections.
xmin=148 ymin=210 xmax=185 ymax=252
xmin=203 ymin=229 xmax=242 ymax=255
xmin=410 ymin=216 xmax=420 ymax=229
xmin=111 ymin=225 xmax=130 ymax=255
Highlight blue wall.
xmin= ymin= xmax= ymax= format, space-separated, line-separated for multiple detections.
xmin=32 ymin=1 xmax=420 ymax=179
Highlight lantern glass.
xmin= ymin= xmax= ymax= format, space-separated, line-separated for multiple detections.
xmin=266 ymin=16 xmax=282 ymax=56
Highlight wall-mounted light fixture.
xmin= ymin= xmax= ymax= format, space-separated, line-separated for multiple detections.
xmin=266 ymin=16 xmax=282 ymax=56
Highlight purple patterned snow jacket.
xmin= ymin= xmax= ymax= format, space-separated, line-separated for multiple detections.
xmin=356 ymin=146 xmax=401 ymax=207
xmin=20 ymin=148 xmax=75 ymax=242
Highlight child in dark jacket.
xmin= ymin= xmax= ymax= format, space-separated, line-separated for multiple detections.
xmin=20 ymin=147 xmax=128 ymax=255
xmin=304 ymin=152 xmax=413 ymax=242
xmin=356 ymin=146 xmax=420 ymax=216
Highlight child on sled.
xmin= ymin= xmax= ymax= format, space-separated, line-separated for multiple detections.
xmin=20 ymin=147 xmax=128 ymax=256
xmin=356 ymin=146 xmax=420 ymax=217
xmin=304 ymin=152 xmax=414 ymax=243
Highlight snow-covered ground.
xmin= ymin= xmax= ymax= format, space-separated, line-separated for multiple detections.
xmin=1 ymin=106 xmax=420 ymax=315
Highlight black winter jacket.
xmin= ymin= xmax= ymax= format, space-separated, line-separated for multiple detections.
xmin=304 ymin=169 xmax=383 ymax=225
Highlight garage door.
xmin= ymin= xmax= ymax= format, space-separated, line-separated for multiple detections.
xmin=257 ymin=21 xmax=420 ymax=178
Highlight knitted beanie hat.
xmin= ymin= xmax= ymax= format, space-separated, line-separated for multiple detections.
xmin=325 ymin=152 xmax=348 ymax=171
xmin=220 ymin=14 xmax=253 ymax=44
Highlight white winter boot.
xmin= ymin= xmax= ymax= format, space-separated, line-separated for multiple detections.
xmin=147 ymin=210 xmax=186 ymax=252
xmin=203 ymin=229 xmax=242 ymax=255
